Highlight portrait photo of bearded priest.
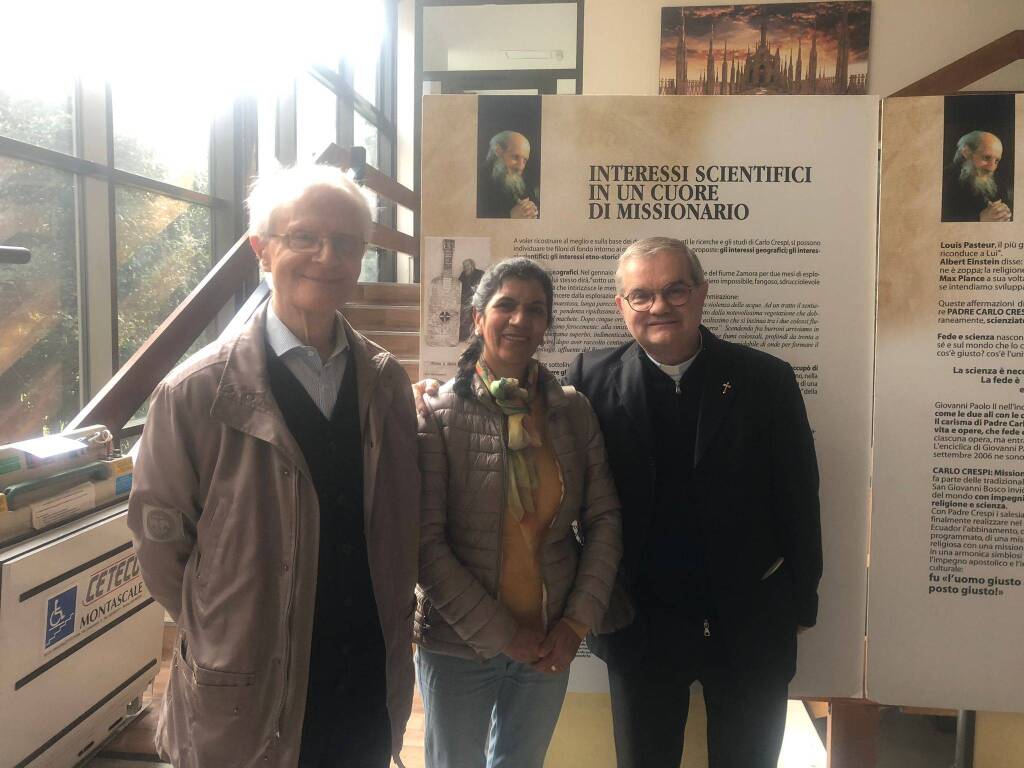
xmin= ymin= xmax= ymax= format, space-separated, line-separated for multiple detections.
xmin=941 ymin=95 xmax=1014 ymax=223
xmin=476 ymin=96 xmax=543 ymax=220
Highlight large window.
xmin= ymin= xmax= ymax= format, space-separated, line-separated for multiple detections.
xmin=0 ymin=1 xmax=401 ymax=444
xmin=254 ymin=14 xmax=400 ymax=281
xmin=114 ymin=188 xmax=214 ymax=365
xmin=0 ymin=75 xmax=234 ymax=444
xmin=0 ymin=159 xmax=78 ymax=440
xmin=0 ymin=74 xmax=74 ymax=153
xmin=112 ymin=80 xmax=212 ymax=193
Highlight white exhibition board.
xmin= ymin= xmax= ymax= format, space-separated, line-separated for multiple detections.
xmin=869 ymin=94 xmax=1024 ymax=711
xmin=420 ymin=94 xmax=879 ymax=698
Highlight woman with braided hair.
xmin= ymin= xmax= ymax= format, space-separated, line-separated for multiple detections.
xmin=414 ymin=257 xmax=624 ymax=768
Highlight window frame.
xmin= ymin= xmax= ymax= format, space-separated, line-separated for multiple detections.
xmin=0 ymin=77 xmax=244 ymax=417
xmin=0 ymin=5 xmax=400 ymax=437
xmin=302 ymin=0 xmax=400 ymax=281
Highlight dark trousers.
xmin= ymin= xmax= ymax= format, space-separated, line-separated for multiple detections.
xmin=299 ymin=647 xmax=391 ymax=768
xmin=606 ymin=612 xmax=789 ymax=768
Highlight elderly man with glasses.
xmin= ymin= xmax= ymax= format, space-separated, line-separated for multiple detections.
xmin=566 ymin=236 xmax=822 ymax=768
xmin=128 ymin=165 xmax=419 ymax=768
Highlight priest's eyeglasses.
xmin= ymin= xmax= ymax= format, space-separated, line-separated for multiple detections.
xmin=269 ymin=231 xmax=365 ymax=258
xmin=623 ymin=281 xmax=699 ymax=312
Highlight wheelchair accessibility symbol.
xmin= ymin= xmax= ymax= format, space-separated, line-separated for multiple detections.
xmin=45 ymin=586 xmax=77 ymax=649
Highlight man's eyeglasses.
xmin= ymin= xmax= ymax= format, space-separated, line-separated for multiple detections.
xmin=269 ymin=231 xmax=365 ymax=257
xmin=622 ymin=281 xmax=700 ymax=312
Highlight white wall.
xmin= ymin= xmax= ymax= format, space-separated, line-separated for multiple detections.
xmin=399 ymin=0 xmax=1024 ymax=202
xmin=422 ymin=3 xmax=577 ymax=71
xmin=582 ymin=0 xmax=1024 ymax=96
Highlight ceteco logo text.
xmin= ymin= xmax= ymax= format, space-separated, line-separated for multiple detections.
xmin=84 ymin=553 xmax=141 ymax=605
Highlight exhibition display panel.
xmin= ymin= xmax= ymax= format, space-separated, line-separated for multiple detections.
xmin=421 ymin=94 xmax=880 ymax=699
xmin=421 ymin=92 xmax=1024 ymax=712
xmin=870 ymin=93 xmax=1024 ymax=712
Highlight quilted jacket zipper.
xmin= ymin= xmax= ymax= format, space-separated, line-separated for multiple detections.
xmin=496 ymin=414 xmax=508 ymax=601
xmin=540 ymin=406 xmax=567 ymax=633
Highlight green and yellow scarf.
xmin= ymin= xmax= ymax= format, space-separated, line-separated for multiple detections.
xmin=476 ymin=359 xmax=542 ymax=523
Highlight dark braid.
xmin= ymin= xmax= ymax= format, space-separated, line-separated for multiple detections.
xmin=452 ymin=257 xmax=554 ymax=398
xmin=453 ymin=335 xmax=485 ymax=396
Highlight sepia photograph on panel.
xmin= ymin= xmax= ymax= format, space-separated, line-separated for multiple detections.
xmin=476 ymin=95 xmax=543 ymax=219
xmin=941 ymin=93 xmax=1014 ymax=223
xmin=423 ymin=236 xmax=493 ymax=351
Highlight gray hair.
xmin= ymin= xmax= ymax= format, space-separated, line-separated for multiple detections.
xmin=615 ymin=237 xmax=706 ymax=293
xmin=486 ymin=130 xmax=528 ymax=165
xmin=246 ymin=164 xmax=373 ymax=239
xmin=953 ymin=130 xmax=986 ymax=167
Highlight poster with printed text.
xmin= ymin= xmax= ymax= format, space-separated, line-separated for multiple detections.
xmin=421 ymin=94 xmax=879 ymax=697
xmin=869 ymin=94 xmax=1024 ymax=712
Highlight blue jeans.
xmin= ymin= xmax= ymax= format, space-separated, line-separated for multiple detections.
xmin=416 ymin=647 xmax=570 ymax=768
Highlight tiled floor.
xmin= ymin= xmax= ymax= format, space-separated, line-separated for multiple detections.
xmin=86 ymin=699 xmax=959 ymax=768
xmin=83 ymin=630 xmax=956 ymax=768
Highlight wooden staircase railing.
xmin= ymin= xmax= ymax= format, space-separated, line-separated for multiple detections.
xmin=67 ymin=234 xmax=259 ymax=438
xmin=69 ymin=145 xmax=420 ymax=440
xmin=892 ymin=30 xmax=1024 ymax=96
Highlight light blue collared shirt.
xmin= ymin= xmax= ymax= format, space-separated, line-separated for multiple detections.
xmin=265 ymin=303 xmax=350 ymax=418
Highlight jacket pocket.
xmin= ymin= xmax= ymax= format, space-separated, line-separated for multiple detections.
xmin=179 ymin=634 xmax=255 ymax=686
xmin=749 ymin=563 xmax=798 ymax=633
xmin=171 ymin=633 xmax=258 ymax=765
xmin=194 ymin=499 xmax=227 ymax=584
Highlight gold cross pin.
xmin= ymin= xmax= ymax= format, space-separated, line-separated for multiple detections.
xmin=721 ymin=382 xmax=732 ymax=395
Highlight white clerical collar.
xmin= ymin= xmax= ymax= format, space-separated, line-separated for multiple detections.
xmin=643 ymin=344 xmax=702 ymax=386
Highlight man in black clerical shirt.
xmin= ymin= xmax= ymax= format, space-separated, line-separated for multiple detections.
xmin=567 ymin=237 xmax=822 ymax=768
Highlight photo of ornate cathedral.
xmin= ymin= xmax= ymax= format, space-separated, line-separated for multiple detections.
xmin=659 ymin=2 xmax=871 ymax=96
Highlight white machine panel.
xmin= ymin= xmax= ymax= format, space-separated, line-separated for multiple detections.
xmin=0 ymin=504 xmax=164 ymax=767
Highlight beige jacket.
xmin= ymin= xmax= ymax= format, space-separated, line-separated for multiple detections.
xmin=127 ymin=304 xmax=419 ymax=767
xmin=414 ymin=368 xmax=623 ymax=659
